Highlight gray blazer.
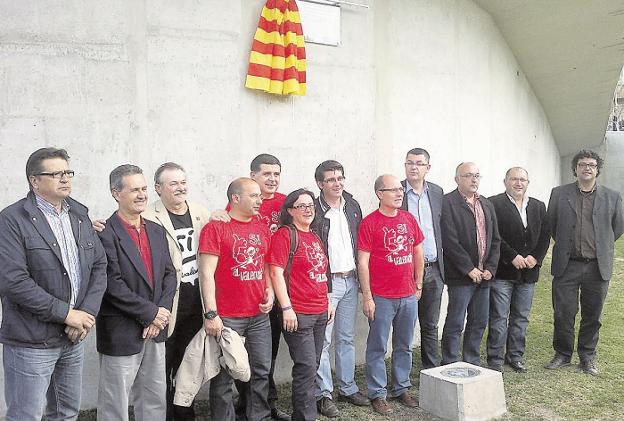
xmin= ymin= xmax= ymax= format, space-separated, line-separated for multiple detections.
xmin=546 ymin=182 xmax=624 ymax=280
xmin=401 ymin=179 xmax=444 ymax=277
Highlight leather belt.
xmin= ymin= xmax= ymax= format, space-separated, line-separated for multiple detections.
xmin=570 ymin=257 xmax=597 ymax=263
xmin=424 ymin=261 xmax=438 ymax=268
xmin=332 ymin=270 xmax=356 ymax=278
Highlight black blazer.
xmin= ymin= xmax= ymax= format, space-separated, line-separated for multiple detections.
xmin=441 ymin=189 xmax=501 ymax=286
xmin=96 ymin=212 xmax=176 ymax=356
xmin=401 ymin=180 xmax=445 ymax=277
xmin=489 ymin=193 xmax=549 ymax=283
xmin=546 ymin=183 xmax=624 ymax=280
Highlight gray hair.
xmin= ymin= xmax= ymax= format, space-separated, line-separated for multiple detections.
xmin=154 ymin=162 xmax=185 ymax=185
xmin=110 ymin=164 xmax=143 ymax=192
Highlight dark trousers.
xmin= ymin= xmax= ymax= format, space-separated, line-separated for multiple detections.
xmin=166 ymin=311 xmax=204 ymax=421
xmin=210 ymin=313 xmax=272 ymax=421
xmin=235 ymin=306 xmax=282 ymax=417
xmin=486 ymin=280 xmax=535 ymax=366
xmin=283 ymin=312 xmax=328 ymax=421
xmin=418 ymin=264 xmax=444 ymax=368
xmin=441 ymin=283 xmax=490 ymax=365
xmin=552 ymin=260 xmax=609 ymax=361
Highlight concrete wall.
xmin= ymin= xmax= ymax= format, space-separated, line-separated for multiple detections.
xmin=0 ymin=0 xmax=560 ymax=414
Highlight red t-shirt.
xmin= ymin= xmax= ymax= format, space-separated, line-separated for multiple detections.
xmin=226 ymin=192 xmax=286 ymax=235
xmin=198 ymin=218 xmax=270 ymax=317
xmin=358 ymin=209 xmax=424 ymax=298
xmin=267 ymin=227 xmax=329 ymax=314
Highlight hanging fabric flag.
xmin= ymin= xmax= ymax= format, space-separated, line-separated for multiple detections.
xmin=245 ymin=0 xmax=307 ymax=96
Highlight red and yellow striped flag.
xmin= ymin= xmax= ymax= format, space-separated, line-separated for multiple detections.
xmin=245 ymin=0 xmax=306 ymax=96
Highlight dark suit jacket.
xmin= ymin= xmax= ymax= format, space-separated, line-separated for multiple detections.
xmin=489 ymin=193 xmax=549 ymax=283
xmin=96 ymin=212 xmax=176 ymax=356
xmin=546 ymin=182 xmax=623 ymax=280
xmin=441 ymin=189 xmax=501 ymax=286
xmin=401 ymin=180 xmax=445 ymax=277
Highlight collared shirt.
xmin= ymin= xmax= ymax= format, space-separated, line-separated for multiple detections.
xmin=506 ymin=193 xmax=529 ymax=228
xmin=325 ymin=197 xmax=356 ymax=272
xmin=35 ymin=194 xmax=82 ymax=307
xmin=406 ymin=181 xmax=438 ymax=262
xmin=573 ymin=184 xmax=597 ymax=259
xmin=461 ymin=192 xmax=487 ymax=270
xmin=118 ymin=214 xmax=154 ymax=287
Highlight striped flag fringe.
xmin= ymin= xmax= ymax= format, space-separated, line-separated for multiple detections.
xmin=245 ymin=0 xmax=307 ymax=96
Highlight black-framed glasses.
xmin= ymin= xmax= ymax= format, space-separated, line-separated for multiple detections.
xmin=34 ymin=170 xmax=75 ymax=179
xmin=378 ymin=187 xmax=405 ymax=194
xmin=323 ymin=176 xmax=345 ymax=184
xmin=404 ymin=161 xmax=429 ymax=168
xmin=292 ymin=203 xmax=315 ymax=211
xmin=459 ymin=173 xmax=481 ymax=180
xmin=577 ymin=162 xmax=598 ymax=169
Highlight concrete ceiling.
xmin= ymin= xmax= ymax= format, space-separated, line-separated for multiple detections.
xmin=475 ymin=0 xmax=624 ymax=156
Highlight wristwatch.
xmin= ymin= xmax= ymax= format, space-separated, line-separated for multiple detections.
xmin=203 ymin=310 xmax=218 ymax=320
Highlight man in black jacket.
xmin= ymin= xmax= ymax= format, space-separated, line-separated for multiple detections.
xmin=400 ymin=148 xmax=445 ymax=369
xmin=486 ymin=167 xmax=549 ymax=373
xmin=0 ymin=147 xmax=107 ymax=421
xmin=96 ymin=164 xmax=176 ymax=421
xmin=441 ymin=162 xmax=500 ymax=366
xmin=311 ymin=160 xmax=368 ymax=418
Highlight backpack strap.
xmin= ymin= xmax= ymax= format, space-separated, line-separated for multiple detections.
xmin=283 ymin=224 xmax=299 ymax=293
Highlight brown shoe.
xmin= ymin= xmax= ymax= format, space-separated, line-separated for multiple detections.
xmin=371 ymin=397 xmax=393 ymax=415
xmin=390 ymin=392 xmax=419 ymax=408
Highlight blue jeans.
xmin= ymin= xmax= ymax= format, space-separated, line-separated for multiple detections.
xmin=441 ymin=284 xmax=490 ymax=365
xmin=209 ymin=313 xmax=272 ymax=421
xmin=487 ymin=280 xmax=535 ymax=366
xmin=315 ymin=273 xmax=359 ymax=399
xmin=284 ymin=312 xmax=328 ymax=421
xmin=3 ymin=341 xmax=85 ymax=421
xmin=365 ymin=294 xmax=418 ymax=400
xmin=418 ymin=264 xmax=444 ymax=368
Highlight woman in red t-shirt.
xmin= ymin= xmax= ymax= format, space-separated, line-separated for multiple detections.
xmin=267 ymin=188 xmax=334 ymax=421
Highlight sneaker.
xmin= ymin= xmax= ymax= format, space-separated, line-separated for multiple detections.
xmin=316 ymin=396 xmax=339 ymax=418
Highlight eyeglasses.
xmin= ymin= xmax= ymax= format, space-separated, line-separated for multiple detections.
xmin=404 ymin=161 xmax=429 ymax=168
xmin=508 ymin=177 xmax=528 ymax=183
xmin=34 ymin=170 xmax=75 ymax=179
xmin=292 ymin=203 xmax=315 ymax=211
xmin=323 ymin=176 xmax=345 ymax=184
xmin=577 ymin=162 xmax=598 ymax=169
xmin=378 ymin=187 xmax=405 ymax=194
xmin=459 ymin=173 xmax=481 ymax=180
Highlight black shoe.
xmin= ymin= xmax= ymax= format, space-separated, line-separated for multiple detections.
xmin=545 ymin=354 xmax=571 ymax=370
xmin=316 ymin=396 xmax=339 ymax=418
xmin=487 ymin=364 xmax=503 ymax=373
xmin=337 ymin=391 xmax=370 ymax=406
xmin=508 ymin=360 xmax=527 ymax=373
xmin=579 ymin=359 xmax=598 ymax=376
xmin=270 ymin=407 xmax=291 ymax=421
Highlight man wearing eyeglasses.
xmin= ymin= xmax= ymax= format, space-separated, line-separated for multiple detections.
xmin=486 ymin=168 xmax=549 ymax=373
xmin=358 ymin=175 xmax=424 ymax=415
xmin=311 ymin=160 xmax=368 ymax=418
xmin=545 ymin=149 xmax=623 ymax=375
xmin=0 ymin=147 xmax=107 ymax=420
xmin=440 ymin=162 xmax=500 ymax=367
xmin=400 ymin=148 xmax=445 ymax=369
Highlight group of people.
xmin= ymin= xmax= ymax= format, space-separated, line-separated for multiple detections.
xmin=0 ymin=146 xmax=621 ymax=421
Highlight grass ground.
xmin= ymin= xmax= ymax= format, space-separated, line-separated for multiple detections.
xmin=80 ymin=239 xmax=624 ymax=420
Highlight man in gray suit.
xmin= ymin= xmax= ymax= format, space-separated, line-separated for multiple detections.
xmin=401 ymin=148 xmax=445 ymax=368
xmin=545 ymin=149 xmax=623 ymax=375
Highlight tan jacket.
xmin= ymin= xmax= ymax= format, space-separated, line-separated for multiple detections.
xmin=142 ymin=200 xmax=211 ymax=336
xmin=173 ymin=327 xmax=250 ymax=407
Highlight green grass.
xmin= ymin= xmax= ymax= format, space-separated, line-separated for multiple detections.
xmin=79 ymin=239 xmax=624 ymax=420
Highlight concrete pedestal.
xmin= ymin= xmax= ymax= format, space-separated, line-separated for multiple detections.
xmin=419 ymin=362 xmax=507 ymax=421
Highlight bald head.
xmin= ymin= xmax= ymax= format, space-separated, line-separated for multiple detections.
xmin=227 ymin=177 xmax=258 ymax=203
xmin=455 ymin=162 xmax=480 ymax=196
xmin=227 ymin=177 xmax=262 ymax=219
xmin=375 ymin=174 xmax=404 ymax=212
